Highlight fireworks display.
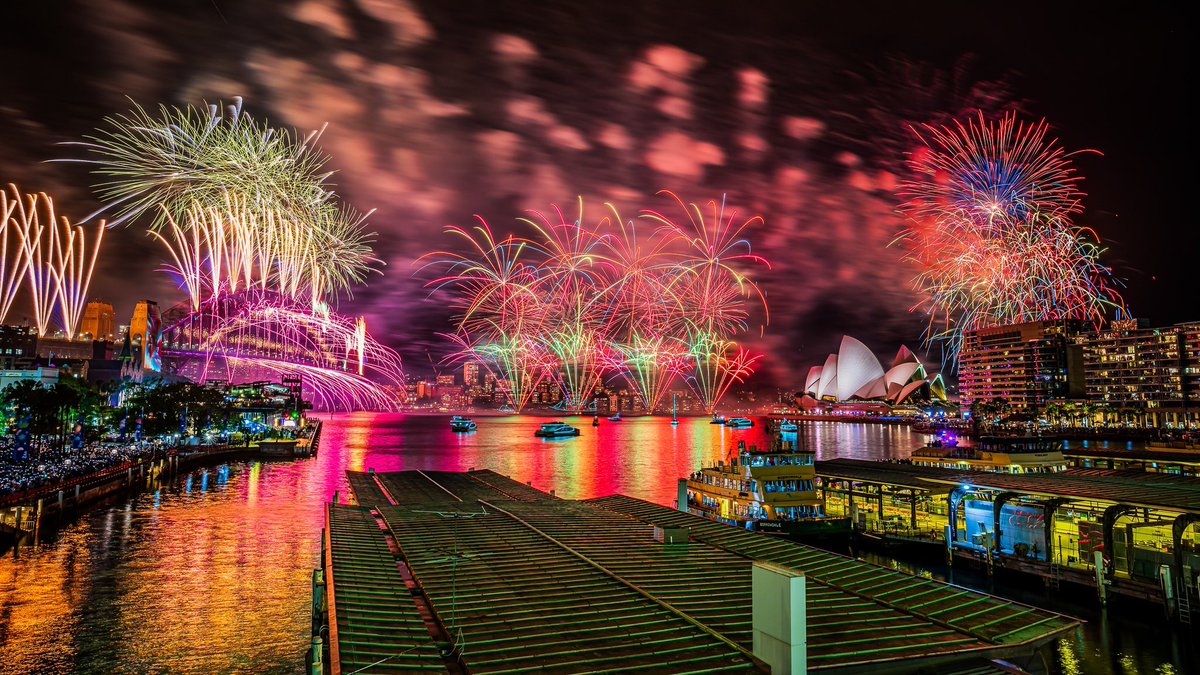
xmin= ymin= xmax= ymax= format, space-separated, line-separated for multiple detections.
xmin=70 ymin=99 xmax=402 ymax=410
xmin=424 ymin=192 xmax=769 ymax=414
xmin=897 ymin=112 xmax=1122 ymax=360
xmin=0 ymin=184 xmax=106 ymax=338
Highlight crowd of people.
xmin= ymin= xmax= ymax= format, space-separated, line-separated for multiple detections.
xmin=0 ymin=440 xmax=164 ymax=500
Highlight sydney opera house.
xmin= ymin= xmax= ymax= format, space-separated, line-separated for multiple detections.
xmin=797 ymin=336 xmax=947 ymax=410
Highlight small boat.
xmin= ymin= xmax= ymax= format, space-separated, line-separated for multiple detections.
xmin=450 ymin=416 xmax=477 ymax=432
xmin=710 ymin=414 xmax=728 ymax=425
xmin=608 ymin=412 xmax=623 ymax=422
xmin=671 ymin=394 xmax=680 ymax=426
xmin=778 ymin=419 xmax=799 ymax=433
xmin=592 ymin=416 xmax=600 ymax=427
xmin=726 ymin=417 xmax=754 ymax=429
xmin=535 ymin=422 xmax=581 ymax=438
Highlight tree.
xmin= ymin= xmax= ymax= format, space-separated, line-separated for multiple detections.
xmin=1045 ymin=402 xmax=1063 ymax=427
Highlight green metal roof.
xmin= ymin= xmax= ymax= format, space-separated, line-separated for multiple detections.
xmin=345 ymin=471 xmax=394 ymax=508
xmin=378 ymin=499 xmax=761 ymax=673
xmin=587 ymin=496 xmax=1078 ymax=653
xmin=325 ymin=504 xmax=445 ymax=672
xmin=331 ymin=469 xmax=1080 ymax=673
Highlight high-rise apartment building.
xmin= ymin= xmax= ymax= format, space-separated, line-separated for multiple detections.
xmin=79 ymin=302 xmax=116 ymax=341
xmin=1073 ymin=319 xmax=1198 ymax=427
xmin=958 ymin=321 xmax=1082 ymax=410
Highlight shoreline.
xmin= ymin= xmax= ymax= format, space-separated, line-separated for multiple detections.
xmin=1 ymin=426 xmax=322 ymax=550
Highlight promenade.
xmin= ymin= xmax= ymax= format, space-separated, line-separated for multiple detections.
xmin=1 ymin=440 xmax=168 ymax=505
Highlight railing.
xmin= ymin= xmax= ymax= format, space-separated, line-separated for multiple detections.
xmin=0 ymin=446 xmax=186 ymax=508
xmin=3 ymin=423 xmax=322 ymax=510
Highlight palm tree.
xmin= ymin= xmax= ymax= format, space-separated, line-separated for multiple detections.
xmin=1045 ymin=402 xmax=1063 ymax=428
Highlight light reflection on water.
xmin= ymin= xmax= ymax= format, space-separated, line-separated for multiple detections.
xmin=0 ymin=413 xmax=1191 ymax=674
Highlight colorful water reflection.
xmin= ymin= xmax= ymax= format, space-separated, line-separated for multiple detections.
xmin=0 ymin=414 xmax=1190 ymax=674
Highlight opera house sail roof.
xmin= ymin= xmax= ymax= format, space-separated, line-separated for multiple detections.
xmin=799 ymin=336 xmax=946 ymax=406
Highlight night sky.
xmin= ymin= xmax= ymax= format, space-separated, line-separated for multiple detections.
xmin=0 ymin=1 xmax=1191 ymax=383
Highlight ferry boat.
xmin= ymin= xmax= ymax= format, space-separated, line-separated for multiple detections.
xmin=450 ymin=416 xmax=477 ymax=432
xmin=910 ymin=435 xmax=1066 ymax=473
xmin=684 ymin=439 xmax=848 ymax=538
xmin=710 ymin=414 xmax=728 ymax=425
xmin=778 ymin=419 xmax=799 ymax=433
xmin=608 ymin=412 xmax=623 ymax=422
xmin=725 ymin=417 xmax=754 ymax=429
xmin=535 ymin=422 xmax=581 ymax=438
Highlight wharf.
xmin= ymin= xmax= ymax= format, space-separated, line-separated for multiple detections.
xmin=1064 ymin=445 xmax=1200 ymax=477
xmin=814 ymin=459 xmax=1200 ymax=612
xmin=317 ymin=469 xmax=1079 ymax=674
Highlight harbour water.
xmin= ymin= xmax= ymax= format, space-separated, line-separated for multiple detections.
xmin=0 ymin=413 xmax=1193 ymax=673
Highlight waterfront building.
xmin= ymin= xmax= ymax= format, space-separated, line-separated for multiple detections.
xmin=0 ymin=365 xmax=60 ymax=391
xmin=816 ymin=458 xmax=1200 ymax=608
xmin=797 ymin=335 xmax=947 ymax=409
xmin=79 ymin=302 xmax=116 ymax=341
xmin=0 ymin=324 xmax=37 ymax=369
xmin=1073 ymin=319 xmax=1198 ymax=427
xmin=958 ymin=320 xmax=1083 ymax=410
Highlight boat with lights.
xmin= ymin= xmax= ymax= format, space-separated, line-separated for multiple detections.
xmin=910 ymin=435 xmax=1066 ymax=474
xmin=535 ymin=422 xmax=581 ymax=438
xmin=683 ymin=439 xmax=848 ymax=538
xmin=450 ymin=416 xmax=477 ymax=432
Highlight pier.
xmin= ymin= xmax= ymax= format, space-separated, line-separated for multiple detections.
xmin=814 ymin=459 xmax=1200 ymax=617
xmin=317 ymin=469 xmax=1079 ymax=674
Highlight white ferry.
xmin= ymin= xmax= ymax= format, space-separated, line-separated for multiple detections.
xmin=725 ymin=417 xmax=754 ymax=429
